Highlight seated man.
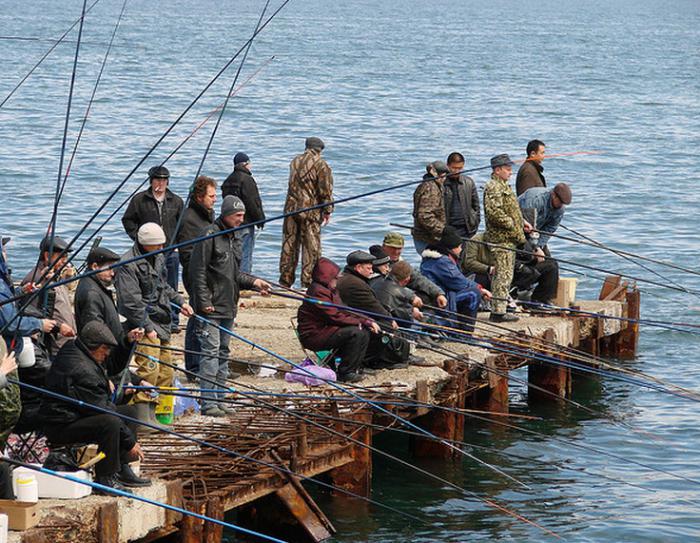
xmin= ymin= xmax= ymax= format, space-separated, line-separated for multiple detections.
xmin=518 ymin=183 xmax=572 ymax=252
xmin=337 ymin=251 xmax=410 ymax=369
xmin=40 ymin=322 xmax=150 ymax=492
xmin=421 ymin=227 xmax=489 ymax=335
xmin=371 ymin=259 xmax=426 ymax=327
xmin=381 ymin=231 xmax=448 ymax=309
xmin=297 ymin=258 xmax=381 ymax=383
xmin=462 ymin=233 xmax=559 ymax=306
xmin=368 ymin=245 xmax=391 ymax=286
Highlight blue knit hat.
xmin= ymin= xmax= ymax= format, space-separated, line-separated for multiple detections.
xmin=233 ymin=152 xmax=250 ymax=165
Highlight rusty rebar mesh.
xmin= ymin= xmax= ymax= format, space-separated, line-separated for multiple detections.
xmin=139 ymin=397 xmax=376 ymax=499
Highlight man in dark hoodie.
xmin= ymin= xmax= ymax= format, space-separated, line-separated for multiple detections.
xmin=189 ymin=196 xmax=270 ymax=416
xmin=176 ymin=175 xmax=217 ymax=375
xmin=297 ymin=257 xmax=380 ymax=383
xmin=221 ymin=153 xmax=265 ymax=273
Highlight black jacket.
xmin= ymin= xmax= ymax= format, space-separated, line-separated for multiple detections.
xmin=39 ymin=339 xmax=136 ymax=449
xmin=221 ymin=164 xmax=265 ymax=225
xmin=176 ymin=199 xmax=214 ymax=291
xmin=75 ymin=275 xmax=124 ymax=342
xmin=121 ymin=187 xmax=184 ymax=242
xmin=337 ymin=267 xmax=391 ymax=322
xmin=443 ymin=174 xmax=480 ymax=238
xmin=188 ymin=218 xmax=256 ymax=319
xmin=115 ymin=244 xmax=184 ymax=340
xmin=371 ymin=275 xmax=415 ymax=322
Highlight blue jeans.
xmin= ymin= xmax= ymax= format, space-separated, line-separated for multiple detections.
xmin=184 ymin=317 xmax=200 ymax=376
xmin=165 ymin=250 xmax=180 ymax=326
xmin=413 ymin=238 xmax=428 ymax=256
xmin=239 ymin=226 xmax=255 ymax=274
xmin=195 ymin=317 xmax=233 ymax=410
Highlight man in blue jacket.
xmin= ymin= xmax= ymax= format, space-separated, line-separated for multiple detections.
xmin=518 ymin=183 xmax=572 ymax=251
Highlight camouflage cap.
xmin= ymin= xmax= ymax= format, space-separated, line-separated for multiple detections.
xmin=382 ymin=231 xmax=405 ymax=248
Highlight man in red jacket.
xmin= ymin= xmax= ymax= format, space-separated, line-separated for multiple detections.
xmin=297 ymin=258 xmax=380 ymax=383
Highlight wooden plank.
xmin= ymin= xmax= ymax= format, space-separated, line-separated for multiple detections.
xmin=414 ymin=380 xmax=430 ymax=416
xmin=599 ymin=275 xmax=621 ymax=300
xmin=617 ymin=287 xmax=640 ymax=359
xmin=276 ymin=484 xmax=332 ymax=542
xmin=97 ymin=501 xmax=119 ymax=543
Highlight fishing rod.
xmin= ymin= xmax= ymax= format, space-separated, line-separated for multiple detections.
xmin=56 ymin=0 xmax=130 ymax=208
xmin=0 ymin=0 xmax=103 ymax=109
xmin=7 ymin=377 xmax=427 ymax=525
xmin=178 ymin=308 xmax=562 ymax=537
xmin=1 ymin=457 xmax=288 ymax=543
xmin=388 ymin=222 xmax=700 ymax=298
xmin=557 ymin=224 xmax=700 ymax=278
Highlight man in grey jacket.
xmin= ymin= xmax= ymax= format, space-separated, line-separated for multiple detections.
xmin=445 ymin=152 xmax=480 ymax=239
xmin=189 ymin=196 xmax=270 ymax=416
xmin=115 ymin=223 xmax=193 ymax=413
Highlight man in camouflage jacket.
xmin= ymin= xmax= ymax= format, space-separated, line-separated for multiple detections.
xmin=483 ymin=154 xmax=530 ymax=322
xmin=411 ymin=161 xmax=449 ymax=254
xmin=279 ymin=137 xmax=334 ymax=288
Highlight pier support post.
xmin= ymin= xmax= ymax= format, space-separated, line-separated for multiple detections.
xmin=411 ymin=360 xmax=468 ymax=459
xmin=479 ymin=355 xmax=509 ymax=414
xmin=617 ymin=287 xmax=640 ymax=359
xmin=328 ymin=410 xmax=372 ymax=498
xmin=528 ymin=329 xmax=571 ymax=401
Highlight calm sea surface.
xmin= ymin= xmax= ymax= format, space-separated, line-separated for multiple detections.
xmin=1 ymin=0 xmax=699 ymax=541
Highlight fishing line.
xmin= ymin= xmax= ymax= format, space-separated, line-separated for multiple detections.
xmin=0 ymin=0 xmax=103 ymax=109
xmin=178 ymin=307 xmax=561 ymax=537
xmin=1 ymin=457 xmax=288 ymax=543
xmin=7 ymin=377 xmax=427 ymax=525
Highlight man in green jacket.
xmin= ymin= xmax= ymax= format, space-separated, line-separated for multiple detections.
xmin=483 ymin=154 xmax=532 ymax=322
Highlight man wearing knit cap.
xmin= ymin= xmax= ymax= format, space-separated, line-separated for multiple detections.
xmin=115 ymin=223 xmax=193 ymax=421
xmin=518 ymin=183 xmax=572 ymax=251
xmin=279 ymin=137 xmax=334 ymax=288
xmin=412 ymin=161 xmax=449 ymax=255
xmin=221 ymin=152 xmax=265 ymax=274
xmin=189 ymin=196 xmax=271 ymax=417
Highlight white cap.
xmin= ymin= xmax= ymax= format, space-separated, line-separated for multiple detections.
xmin=137 ymin=222 xmax=166 ymax=245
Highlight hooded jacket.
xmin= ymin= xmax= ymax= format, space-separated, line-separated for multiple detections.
xmin=221 ymin=164 xmax=266 ymax=226
xmin=115 ymin=244 xmax=184 ymax=340
xmin=188 ymin=218 xmax=256 ymax=320
xmin=122 ymin=187 xmax=184 ymax=242
xmin=420 ymin=247 xmax=482 ymax=313
xmin=297 ymin=258 xmax=370 ymax=351
xmin=412 ymin=173 xmax=446 ymax=244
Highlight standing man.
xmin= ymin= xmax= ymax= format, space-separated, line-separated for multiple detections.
xmin=444 ymin=152 xmax=480 ymax=239
xmin=189 ymin=196 xmax=270 ymax=417
xmin=222 ymin=152 xmax=265 ymax=273
xmin=518 ymin=183 xmax=572 ymax=251
xmin=279 ymin=137 xmax=334 ymax=288
xmin=122 ymin=165 xmax=184 ymax=332
xmin=515 ymin=139 xmax=547 ymax=196
xmin=412 ymin=161 xmax=448 ymax=255
xmin=115 ymin=223 xmax=193 ymax=422
xmin=176 ymin=175 xmax=217 ymax=376
xmin=483 ymin=154 xmax=531 ymax=323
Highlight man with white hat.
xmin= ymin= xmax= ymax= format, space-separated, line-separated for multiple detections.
xmin=115 ymin=223 xmax=193 ymax=422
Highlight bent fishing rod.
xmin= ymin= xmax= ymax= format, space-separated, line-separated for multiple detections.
xmin=6 ymin=377 xmax=427 ymax=525
xmin=177 ymin=307 xmax=561 ymax=537
xmin=1 ymin=457 xmax=287 ymax=543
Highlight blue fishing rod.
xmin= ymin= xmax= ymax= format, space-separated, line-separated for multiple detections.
xmin=176 ymin=307 xmax=566 ymax=539
xmin=6 ymin=377 xmax=427 ymax=525
xmin=0 ymin=0 xmax=103 ymax=109
xmin=1 ymin=457 xmax=287 ymax=543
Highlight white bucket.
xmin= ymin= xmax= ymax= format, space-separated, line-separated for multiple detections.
xmin=15 ymin=473 xmax=39 ymax=503
xmin=16 ymin=338 xmax=36 ymax=369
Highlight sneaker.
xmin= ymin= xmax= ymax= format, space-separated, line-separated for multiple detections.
xmin=116 ymin=464 xmax=152 ymax=488
xmin=407 ymin=354 xmax=427 ymax=366
xmin=202 ymin=405 xmax=226 ymax=417
xmin=338 ymin=372 xmax=364 ymax=383
xmin=489 ymin=313 xmax=520 ymax=323
xmin=385 ymin=361 xmax=409 ymax=370
xmin=94 ymin=474 xmax=128 ymax=495
xmin=361 ymin=367 xmax=379 ymax=376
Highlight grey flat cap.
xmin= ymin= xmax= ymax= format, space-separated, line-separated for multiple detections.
xmin=40 ymin=235 xmax=72 ymax=254
xmin=305 ymin=137 xmax=325 ymax=151
xmin=81 ymin=321 xmax=119 ymax=349
xmin=346 ymin=250 xmax=375 ymax=266
xmin=87 ymin=246 xmax=120 ymax=266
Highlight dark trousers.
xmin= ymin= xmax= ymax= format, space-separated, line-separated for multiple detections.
xmin=323 ymin=326 xmax=369 ymax=377
xmin=184 ymin=317 xmax=201 ymax=374
xmin=166 ymin=251 xmax=180 ymax=326
xmin=455 ymin=298 xmax=478 ymax=336
xmin=531 ymin=258 xmax=559 ymax=303
xmin=365 ymin=332 xmax=409 ymax=367
xmin=45 ymin=414 xmax=135 ymax=477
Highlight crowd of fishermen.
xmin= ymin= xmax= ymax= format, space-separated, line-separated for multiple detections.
xmin=0 ymin=136 xmax=571 ymax=494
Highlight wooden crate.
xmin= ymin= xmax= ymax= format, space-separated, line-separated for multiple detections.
xmin=554 ymin=277 xmax=577 ymax=308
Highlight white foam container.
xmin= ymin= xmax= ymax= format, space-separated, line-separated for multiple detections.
xmin=0 ymin=513 xmax=8 ymax=543
xmin=12 ymin=466 xmax=92 ymax=499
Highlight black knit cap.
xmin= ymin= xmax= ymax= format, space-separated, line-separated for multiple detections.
xmin=439 ymin=226 xmax=463 ymax=250
xmin=368 ymin=245 xmax=390 ymax=266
